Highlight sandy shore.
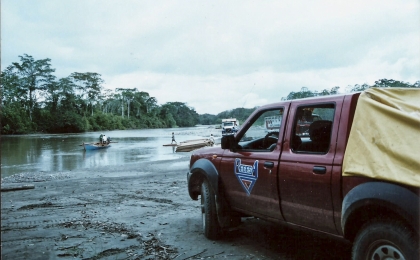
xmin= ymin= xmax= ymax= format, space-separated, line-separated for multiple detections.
xmin=1 ymin=157 xmax=351 ymax=259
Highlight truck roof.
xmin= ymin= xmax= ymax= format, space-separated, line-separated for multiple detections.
xmin=256 ymin=93 xmax=359 ymax=111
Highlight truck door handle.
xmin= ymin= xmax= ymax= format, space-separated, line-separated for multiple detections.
xmin=264 ymin=162 xmax=274 ymax=168
xmin=313 ymin=166 xmax=326 ymax=174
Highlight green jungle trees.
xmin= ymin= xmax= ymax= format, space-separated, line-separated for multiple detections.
xmin=1 ymin=54 xmax=199 ymax=134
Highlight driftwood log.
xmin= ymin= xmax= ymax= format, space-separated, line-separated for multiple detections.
xmin=1 ymin=184 xmax=35 ymax=192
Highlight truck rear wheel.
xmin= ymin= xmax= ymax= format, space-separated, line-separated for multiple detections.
xmin=201 ymin=180 xmax=220 ymax=239
xmin=352 ymin=219 xmax=418 ymax=260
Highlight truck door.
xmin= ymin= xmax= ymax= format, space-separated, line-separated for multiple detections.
xmin=220 ymin=107 xmax=287 ymax=220
xmin=278 ymin=100 xmax=343 ymax=234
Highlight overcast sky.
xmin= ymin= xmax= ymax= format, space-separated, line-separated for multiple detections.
xmin=2 ymin=0 xmax=419 ymax=114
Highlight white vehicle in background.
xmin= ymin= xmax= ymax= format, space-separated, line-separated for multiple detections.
xmin=264 ymin=115 xmax=282 ymax=130
xmin=221 ymin=118 xmax=239 ymax=135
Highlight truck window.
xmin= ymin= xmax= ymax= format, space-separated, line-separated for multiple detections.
xmin=237 ymin=108 xmax=284 ymax=152
xmin=291 ymin=104 xmax=335 ymax=154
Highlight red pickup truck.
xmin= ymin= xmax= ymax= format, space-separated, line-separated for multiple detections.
xmin=187 ymin=88 xmax=420 ymax=259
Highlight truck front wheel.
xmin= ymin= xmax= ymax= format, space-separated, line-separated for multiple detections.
xmin=201 ymin=180 xmax=220 ymax=240
xmin=352 ymin=219 xmax=418 ymax=260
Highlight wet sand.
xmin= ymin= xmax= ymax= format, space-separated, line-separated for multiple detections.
xmin=1 ymin=157 xmax=351 ymax=259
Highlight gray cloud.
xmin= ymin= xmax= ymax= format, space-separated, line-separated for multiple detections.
xmin=2 ymin=0 xmax=419 ymax=114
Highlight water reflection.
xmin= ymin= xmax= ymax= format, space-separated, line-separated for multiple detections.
xmin=1 ymin=127 xmax=220 ymax=178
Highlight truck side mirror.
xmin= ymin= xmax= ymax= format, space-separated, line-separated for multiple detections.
xmin=221 ymin=135 xmax=236 ymax=151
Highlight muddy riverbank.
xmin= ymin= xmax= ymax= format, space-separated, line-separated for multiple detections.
xmin=1 ymin=157 xmax=351 ymax=259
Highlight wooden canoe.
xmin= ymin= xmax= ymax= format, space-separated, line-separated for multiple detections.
xmin=82 ymin=142 xmax=111 ymax=150
xmin=175 ymin=139 xmax=213 ymax=152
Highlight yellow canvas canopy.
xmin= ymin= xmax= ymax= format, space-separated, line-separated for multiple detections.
xmin=343 ymin=87 xmax=420 ymax=187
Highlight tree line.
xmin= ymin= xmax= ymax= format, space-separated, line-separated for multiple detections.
xmin=1 ymin=54 xmax=418 ymax=134
xmin=284 ymin=79 xmax=419 ymax=100
xmin=202 ymin=79 xmax=419 ymax=126
xmin=1 ymin=54 xmax=200 ymax=134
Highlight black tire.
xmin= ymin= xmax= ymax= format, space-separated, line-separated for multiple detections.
xmin=352 ymin=219 xmax=419 ymax=260
xmin=201 ymin=179 xmax=220 ymax=240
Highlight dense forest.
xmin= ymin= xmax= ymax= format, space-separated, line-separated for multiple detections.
xmin=1 ymin=54 xmax=418 ymax=134
xmin=1 ymin=54 xmax=201 ymax=134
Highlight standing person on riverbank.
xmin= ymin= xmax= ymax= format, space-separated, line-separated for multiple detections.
xmin=209 ymin=134 xmax=215 ymax=144
xmin=171 ymin=132 xmax=177 ymax=144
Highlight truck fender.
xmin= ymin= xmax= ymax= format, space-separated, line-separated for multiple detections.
xmin=341 ymin=182 xmax=419 ymax=240
xmin=188 ymin=158 xmax=234 ymax=228
xmin=188 ymin=158 xmax=219 ymax=200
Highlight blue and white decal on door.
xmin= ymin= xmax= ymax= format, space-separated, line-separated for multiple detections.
xmin=234 ymin=158 xmax=258 ymax=195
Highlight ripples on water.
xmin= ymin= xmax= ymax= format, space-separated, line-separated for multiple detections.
xmin=1 ymin=126 xmax=221 ymax=178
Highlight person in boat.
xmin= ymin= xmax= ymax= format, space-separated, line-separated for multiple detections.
xmin=171 ymin=132 xmax=177 ymax=144
xmin=99 ymin=134 xmax=103 ymax=144
xmin=102 ymin=134 xmax=107 ymax=144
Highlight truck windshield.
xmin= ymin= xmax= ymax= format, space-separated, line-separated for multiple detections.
xmin=224 ymin=122 xmax=233 ymax=126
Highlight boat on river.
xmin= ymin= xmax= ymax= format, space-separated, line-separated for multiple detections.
xmin=82 ymin=142 xmax=111 ymax=150
xmin=175 ymin=139 xmax=213 ymax=152
xmin=162 ymin=143 xmax=178 ymax=146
